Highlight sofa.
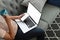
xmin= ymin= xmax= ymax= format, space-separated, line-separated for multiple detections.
xmin=0 ymin=0 xmax=60 ymax=40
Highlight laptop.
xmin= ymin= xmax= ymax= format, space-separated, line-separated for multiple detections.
xmin=15 ymin=3 xmax=41 ymax=33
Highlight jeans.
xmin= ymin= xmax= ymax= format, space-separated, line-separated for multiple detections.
xmin=14 ymin=26 xmax=45 ymax=40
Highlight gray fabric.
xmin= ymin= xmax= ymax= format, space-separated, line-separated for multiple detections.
xmin=34 ymin=4 xmax=60 ymax=32
xmin=41 ymin=4 xmax=60 ymax=24
xmin=2 ymin=0 xmax=19 ymax=15
xmin=0 ymin=0 xmax=24 ymax=15
xmin=38 ymin=20 xmax=48 ymax=31
xmin=21 ymin=0 xmax=47 ymax=12
xmin=30 ymin=0 xmax=47 ymax=12
xmin=21 ymin=0 xmax=30 ymax=6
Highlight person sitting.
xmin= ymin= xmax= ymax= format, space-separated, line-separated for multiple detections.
xmin=0 ymin=9 xmax=45 ymax=40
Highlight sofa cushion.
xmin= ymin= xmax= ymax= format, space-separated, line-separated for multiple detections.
xmin=21 ymin=0 xmax=47 ymax=12
xmin=38 ymin=20 xmax=48 ymax=31
xmin=0 ymin=0 xmax=24 ymax=15
xmin=41 ymin=4 xmax=60 ymax=24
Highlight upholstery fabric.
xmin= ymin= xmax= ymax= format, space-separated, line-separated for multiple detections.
xmin=0 ymin=0 xmax=24 ymax=15
xmin=21 ymin=0 xmax=47 ymax=12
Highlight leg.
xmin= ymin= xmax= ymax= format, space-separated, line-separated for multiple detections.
xmin=14 ymin=26 xmax=25 ymax=40
xmin=24 ymin=27 xmax=45 ymax=40
xmin=14 ymin=27 xmax=45 ymax=40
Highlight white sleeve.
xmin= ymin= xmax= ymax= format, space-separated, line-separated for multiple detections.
xmin=0 ymin=28 xmax=6 ymax=38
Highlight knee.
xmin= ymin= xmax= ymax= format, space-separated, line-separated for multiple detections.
xmin=40 ymin=28 xmax=45 ymax=33
xmin=36 ymin=28 xmax=45 ymax=33
xmin=36 ymin=28 xmax=45 ymax=36
xmin=39 ymin=29 xmax=45 ymax=37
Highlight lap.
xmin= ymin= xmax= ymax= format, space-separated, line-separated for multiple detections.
xmin=24 ymin=28 xmax=45 ymax=39
xmin=25 ymin=28 xmax=44 ymax=36
xmin=14 ymin=27 xmax=44 ymax=40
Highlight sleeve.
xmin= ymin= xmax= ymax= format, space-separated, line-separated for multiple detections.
xmin=0 ymin=28 xmax=6 ymax=38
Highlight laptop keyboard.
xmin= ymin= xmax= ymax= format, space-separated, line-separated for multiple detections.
xmin=24 ymin=16 xmax=35 ymax=28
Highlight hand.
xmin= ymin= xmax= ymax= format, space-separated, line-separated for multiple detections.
xmin=4 ymin=32 xmax=13 ymax=40
xmin=4 ymin=14 xmax=25 ymax=20
xmin=18 ymin=14 xmax=25 ymax=19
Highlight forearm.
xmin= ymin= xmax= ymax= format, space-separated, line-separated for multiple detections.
xmin=6 ymin=16 xmax=20 ymax=20
xmin=4 ymin=32 xmax=13 ymax=40
xmin=0 ymin=28 xmax=13 ymax=40
xmin=5 ymin=16 xmax=15 ymax=39
xmin=5 ymin=14 xmax=24 ymax=20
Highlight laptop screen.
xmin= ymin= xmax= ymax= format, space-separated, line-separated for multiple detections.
xmin=24 ymin=16 xmax=36 ymax=28
xmin=27 ymin=3 xmax=41 ymax=24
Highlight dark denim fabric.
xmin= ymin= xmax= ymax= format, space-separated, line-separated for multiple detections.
xmin=14 ymin=26 xmax=45 ymax=40
xmin=47 ymin=0 xmax=60 ymax=7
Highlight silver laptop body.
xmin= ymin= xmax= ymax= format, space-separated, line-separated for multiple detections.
xmin=15 ymin=3 xmax=41 ymax=33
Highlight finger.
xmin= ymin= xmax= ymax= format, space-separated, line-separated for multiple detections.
xmin=19 ymin=14 xmax=25 ymax=18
